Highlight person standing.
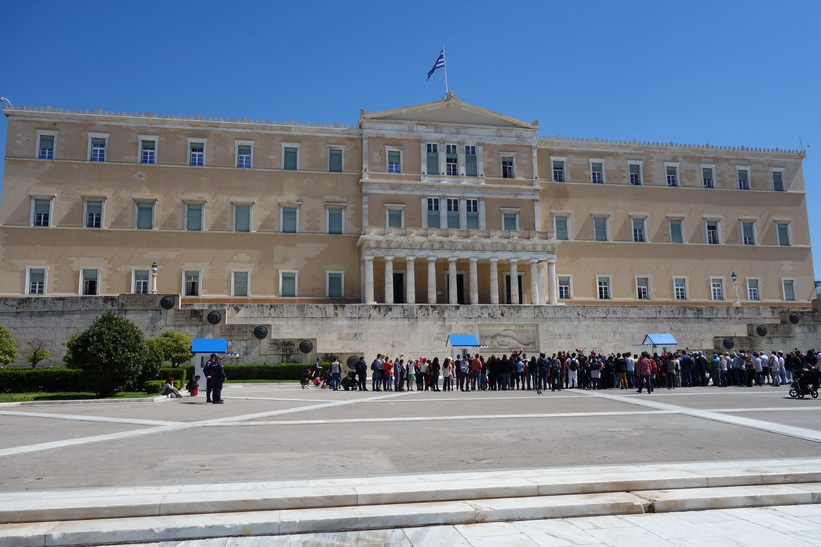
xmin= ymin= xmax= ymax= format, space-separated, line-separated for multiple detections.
xmin=442 ymin=358 xmax=453 ymax=391
xmin=371 ymin=354 xmax=383 ymax=391
xmin=209 ymin=356 xmax=226 ymax=404
xmin=355 ymin=356 xmax=368 ymax=390
xmin=203 ymin=354 xmax=216 ymax=402
xmin=636 ymin=352 xmax=653 ymax=394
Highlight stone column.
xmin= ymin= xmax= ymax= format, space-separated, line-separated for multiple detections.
xmin=365 ymin=256 xmax=375 ymax=304
xmin=489 ymin=258 xmax=499 ymax=305
xmin=469 ymin=258 xmax=479 ymax=305
xmin=509 ymin=259 xmax=519 ymax=304
xmin=427 ymin=257 xmax=437 ymax=304
xmin=530 ymin=260 xmax=540 ymax=305
xmin=547 ymin=259 xmax=558 ymax=305
xmin=448 ymin=258 xmax=458 ymax=304
xmin=538 ymin=261 xmax=547 ymax=305
xmin=405 ymin=256 xmax=416 ymax=304
xmin=384 ymin=256 xmax=394 ymax=304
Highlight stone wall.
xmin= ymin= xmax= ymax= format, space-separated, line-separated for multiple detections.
xmin=0 ymin=296 xmax=818 ymax=367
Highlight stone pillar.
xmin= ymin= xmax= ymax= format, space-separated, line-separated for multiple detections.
xmin=489 ymin=258 xmax=499 ymax=305
xmin=530 ymin=260 xmax=540 ymax=305
xmin=384 ymin=256 xmax=394 ymax=304
xmin=427 ymin=257 xmax=437 ymax=304
xmin=469 ymin=258 xmax=479 ymax=305
xmin=365 ymin=256 xmax=375 ymax=304
xmin=405 ymin=256 xmax=416 ymax=304
xmin=448 ymin=258 xmax=458 ymax=304
xmin=538 ymin=261 xmax=547 ymax=305
xmin=547 ymin=259 xmax=558 ymax=305
xmin=509 ymin=259 xmax=519 ymax=304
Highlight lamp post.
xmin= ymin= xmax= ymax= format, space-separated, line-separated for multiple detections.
xmin=150 ymin=262 xmax=158 ymax=295
xmin=731 ymin=272 xmax=740 ymax=307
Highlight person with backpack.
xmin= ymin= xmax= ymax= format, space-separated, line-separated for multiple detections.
xmin=567 ymin=353 xmax=579 ymax=388
xmin=549 ymin=354 xmax=562 ymax=392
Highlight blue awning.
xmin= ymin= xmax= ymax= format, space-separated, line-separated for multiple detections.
xmin=447 ymin=334 xmax=487 ymax=347
xmin=191 ymin=338 xmax=229 ymax=354
xmin=639 ymin=334 xmax=678 ymax=346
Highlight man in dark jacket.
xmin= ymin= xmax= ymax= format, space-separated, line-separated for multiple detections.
xmin=203 ymin=354 xmax=216 ymax=402
xmin=208 ymin=356 xmax=226 ymax=404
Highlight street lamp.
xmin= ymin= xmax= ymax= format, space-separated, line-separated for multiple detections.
xmin=731 ymin=272 xmax=740 ymax=307
xmin=150 ymin=262 xmax=158 ymax=295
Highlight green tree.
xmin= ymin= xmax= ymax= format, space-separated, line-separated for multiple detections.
xmin=0 ymin=325 xmax=18 ymax=365
xmin=155 ymin=330 xmax=194 ymax=367
xmin=64 ymin=312 xmax=148 ymax=397
xmin=26 ymin=340 xmax=51 ymax=368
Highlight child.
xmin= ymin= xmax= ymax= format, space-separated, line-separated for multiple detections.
xmin=186 ymin=375 xmax=200 ymax=396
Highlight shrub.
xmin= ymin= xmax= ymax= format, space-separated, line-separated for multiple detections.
xmin=159 ymin=366 xmax=187 ymax=384
xmin=0 ymin=325 xmax=18 ymax=365
xmin=0 ymin=367 xmax=88 ymax=393
xmin=145 ymin=380 xmax=164 ymax=394
xmin=154 ymin=331 xmax=194 ymax=367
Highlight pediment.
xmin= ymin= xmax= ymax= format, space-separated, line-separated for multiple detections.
xmin=360 ymin=92 xmax=538 ymax=131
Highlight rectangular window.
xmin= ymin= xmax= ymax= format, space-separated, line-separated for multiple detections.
xmin=742 ymin=221 xmax=755 ymax=245
xmin=446 ymin=198 xmax=459 ymax=228
xmin=236 ymin=144 xmax=252 ymax=168
xmin=427 ymin=198 xmax=440 ymax=228
xmin=81 ymin=269 xmax=99 ymax=295
xmin=39 ymin=135 xmax=55 ymax=160
xmin=327 ymin=272 xmax=343 ymax=298
xmin=669 ymin=219 xmax=683 ymax=243
xmin=281 ymin=207 xmax=298 ymax=233
xmin=446 ymin=144 xmax=458 ymax=176
xmin=632 ymin=218 xmax=646 ymax=242
xmin=558 ymin=276 xmax=571 ymax=299
xmin=555 ymin=215 xmax=569 ymax=240
xmin=501 ymin=156 xmax=515 ymax=178
xmin=594 ymin=217 xmax=608 ymax=241
xmin=234 ymin=204 xmax=251 ymax=232
xmin=772 ymin=170 xmax=784 ymax=192
xmin=185 ymin=203 xmax=203 ymax=231
xmin=85 ymin=200 xmax=102 ymax=228
xmin=776 ymin=222 xmax=790 ymax=246
xmin=666 ymin=165 xmax=678 ymax=187
xmin=465 ymin=145 xmax=477 ymax=176
xmin=552 ymin=160 xmax=565 ymax=182
xmin=466 ymin=199 xmax=479 ymax=229
xmin=702 ymin=167 xmax=714 ymax=188
xmin=591 ymin=162 xmax=603 ymax=183
xmin=33 ymin=198 xmax=51 ymax=227
xmin=783 ymin=279 xmax=795 ymax=301
xmin=674 ymin=277 xmax=688 ymax=300
xmin=280 ymin=271 xmax=297 ymax=297
xmin=502 ymin=213 xmax=518 ymax=231
xmin=232 ymin=271 xmax=249 ymax=297
xmin=328 ymin=148 xmax=342 ymax=172
xmin=737 ymin=168 xmax=750 ymax=190
xmin=706 ymin=220 xmax=719 ymax=244
xmin=711 ymin=278 xmax=724 ymax=300
xmin=747 ymin=279 xmax=760 ymax=301
xmin=629 ymin=163 xmax=641 ymax=185
xmin=283 ymin=147 xmax=298 ymax=171
xmin=636 ymin=277 xmax=650 ymax=300
xmin=387 ymin=209 xmax=403 ymax=228
xmin=28 ymin=268 xmax=46 ymax=295
xmin=136 ymin=202 xmax=154 ymax=230
xmin=597 ymin=277 xmax=611 ymax=300
xmin=327 ymin=208 xmax=343 ymax=234
xmin=133 ymin=270 xmax=149 ymax=294
xmin=140 ymin=140 xmax=156 ymax=165
xmin=90 ymin=137 xmax=106 ymax=162
xmin=184 ymin=271 xmax=200 ymax=296
xmin=387 ymin=150 xmax=401 ymax=173
xmin=426 ymin=143 xmax=439 ymax=174
xmin=189 ymin=142 xmax=204 ymax=166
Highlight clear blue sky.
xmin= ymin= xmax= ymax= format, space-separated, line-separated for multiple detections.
xmin=2 ymin=0 xmax=819 ymax=273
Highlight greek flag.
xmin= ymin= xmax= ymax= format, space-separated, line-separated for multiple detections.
xmin=426 ymin=49 xmax=445 ymax=80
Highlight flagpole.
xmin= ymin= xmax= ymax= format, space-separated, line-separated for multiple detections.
xmin=442 ymin=43 xmax=449 ymax=94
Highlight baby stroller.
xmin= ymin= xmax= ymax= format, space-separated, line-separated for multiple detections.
xmin=341 ymin=370 xmax=359 ymax=391
xmin=789 ymin=369 xmax=819 ymax=399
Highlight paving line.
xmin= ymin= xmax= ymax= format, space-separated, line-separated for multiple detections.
xmin=0 ymin=410 xmax=179 ymax=427
xmin=581 ymin=390 xmax=821 ymax=444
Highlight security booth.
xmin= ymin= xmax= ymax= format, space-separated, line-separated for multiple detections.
xmin=637 ymin=333 xmax=679 ymax=354
xmin=447 ymin=334 xmax=488 ymax=360
xmin=190 ymin=338 xmax=239 ymax=380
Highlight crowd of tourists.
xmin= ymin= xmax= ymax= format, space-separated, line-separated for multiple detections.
xmin=305 ymin=348 xmax=821 ymax=395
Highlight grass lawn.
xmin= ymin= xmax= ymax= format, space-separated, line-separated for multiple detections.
xmin=0 ymin=392 xmax=155 ymax=403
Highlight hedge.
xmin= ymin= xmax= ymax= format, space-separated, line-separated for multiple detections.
xmin=159 ymin=366 xmax=187 ymax=384
xmin=146 ymin=380 xmax=181 ymax=394
xmin=0 ymin=367 xmax=88 ymax=393
xmin=181 ymin=363 xmax=316 ymax=381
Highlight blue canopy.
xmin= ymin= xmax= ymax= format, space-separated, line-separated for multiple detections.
xmin=447 ymin=334 xmax=487 ymax=347
xmin=191 ymin=338 xmax=229 ymax=354
xmin=639 ymin=334 xmax=678 ymax=346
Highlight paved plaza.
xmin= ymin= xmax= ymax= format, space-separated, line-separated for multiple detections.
xmin=1 ymin=382 xmax=821 ymax=545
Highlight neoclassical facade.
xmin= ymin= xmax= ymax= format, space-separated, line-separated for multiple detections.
xmin=0 ymin=94 xmax=813 ymax=306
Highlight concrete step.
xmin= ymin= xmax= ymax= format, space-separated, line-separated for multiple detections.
xmin=2 ymin=483 xmax=820 ymax=547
